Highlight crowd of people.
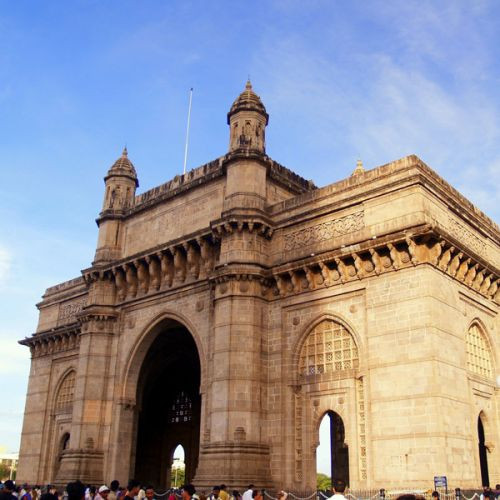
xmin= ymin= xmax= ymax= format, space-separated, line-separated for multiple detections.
xmin=1 ymin=479 xmax=499 ymax=500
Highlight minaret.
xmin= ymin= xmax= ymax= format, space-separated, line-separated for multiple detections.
xmin=94 ymin=148 xmax=139 ymax=264
xmin=227 ymin=80 xmax=269 ymax=154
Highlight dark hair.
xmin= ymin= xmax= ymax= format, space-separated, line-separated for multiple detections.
xmin=4 ymin=481 xmax=15 ymax=492
xmin=67 ymin=481 xmax=86 ymax=500
xmin=333 ymin=479 xmax=346 ymax=494
xmin=252 ymin=491 xmax=260 ymax=499
xmin=232 ymin=492 xmax=240 ymax=498
xmin=248 ymin=486 xmax=254 ymax=491
xmin=110 ymin=481 xmax=119 ymax=492
xmin=220 ymin=486 xmax=226 ymax=491
xmin=127 ymin=480 xmax=141 ymax=492
xmin=432 ymin=492 xmax=439 ymax=498
xmin=182 ymin=485 xmax=196 ymax=497
xmin=213 ymin=487 xmax=220 ymax=492
xmin=145 ymin=486 xmax=154 ymax=492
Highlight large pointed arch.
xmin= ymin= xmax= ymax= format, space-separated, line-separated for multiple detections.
xmin=121 ymin=310 xmax=206 ymax=404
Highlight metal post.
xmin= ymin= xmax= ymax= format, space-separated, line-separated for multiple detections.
xmin=455 ymin=488 xmax=461 ymax=500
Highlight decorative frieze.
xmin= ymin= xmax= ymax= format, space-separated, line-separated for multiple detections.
xmin=284 ymin=211 xmax=364 ymax=251
xmin=447 ymin=216 xmax=487 ymax=258
xmin=57 ymin=299 xmax=87 ymax=326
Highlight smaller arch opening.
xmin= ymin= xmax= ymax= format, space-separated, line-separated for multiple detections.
xmin=478 ymin=413 xmax=490 ymax=487
xmin=170 ymin=444 xmax=185 ymax=488
xmin=316 ymin=411 xmax=349 ymax=488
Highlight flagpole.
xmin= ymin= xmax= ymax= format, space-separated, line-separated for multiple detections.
xmin=183 ymin=88 xmax=193 ymax=175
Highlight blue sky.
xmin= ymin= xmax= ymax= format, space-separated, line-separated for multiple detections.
xmin=0 ymin=0 xmax=499 ymax=471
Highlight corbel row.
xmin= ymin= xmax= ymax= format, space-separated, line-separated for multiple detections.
xmin=20 ymin=326 xmax=80 ymax=358
xmin=84 ymin=236 xmax=219 ymax=303
xmin=211 ymin=219 xmax=274 ymax=239
xmin=267 ymin=233 xmax=500 ymax=304
xmin=430 ymin=239 xmax=499 ymax=301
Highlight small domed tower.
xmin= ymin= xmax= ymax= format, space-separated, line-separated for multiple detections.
xmin=227 ymin=80 xmax=269 ymax=154
xmin=94 ymin=148 xmax=139 ymax=264
xmin=102 ymin=147 xmax=138 ymax=212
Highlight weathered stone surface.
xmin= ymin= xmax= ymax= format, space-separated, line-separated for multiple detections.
xmin=17 ymin=82 xmax=499 ymax=491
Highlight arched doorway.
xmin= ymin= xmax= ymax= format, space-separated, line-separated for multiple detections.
xmin=134 ymin=322 xmax=201 ymax=489
xmin=478 ymin=414 xmax=489 ymax=487
xmin=317 ymin=411 xmax=349 ymax=487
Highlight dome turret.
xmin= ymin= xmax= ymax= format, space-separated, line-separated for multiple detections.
xmin=227 ymin=81 xmax=268 ymax=154
xmin=227 ymin=80 xmax=269 ymax=125
xmin=105 ymin=147 xmax=139 ymax=187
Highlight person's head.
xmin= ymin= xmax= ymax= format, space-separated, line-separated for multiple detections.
xmin=4 ymin=481 xmax=15 ymax=493
xmin=213 ymin=487 xmax=220 ymax=495
xmin=67 ymin=481 xmax=86 ymax=500
xmin=126 ymin=481 xmax=141 ymax=497
xmin=432 ymin=492 xmax=439 ymax=499
xmin=232 ymin=492 xmax=240 ymax=499
xmin=181 ymin=484 xmax=196 ymax=500
xmin=333 ymin=480 xmax=346 ymax=494
xmin=144 ymin=487 xmax=154 ymax=500
xmin=99 ymin=486 xmax=110 ymax=499
xmin=110 ymin=482 xmax=119 ymax=493
xmin=220 ymin=486 xmax=226 ymax=493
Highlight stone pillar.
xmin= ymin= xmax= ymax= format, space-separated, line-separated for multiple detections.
xmin=55 ymin=305 xmax=117 ymax=485
xmin=194 ymin=277 xmax=272 ymax=489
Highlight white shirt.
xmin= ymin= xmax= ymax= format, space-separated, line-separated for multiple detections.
xmin=328 ymin=494 xmax=347 ymax=500
xmin=242 ymin=490 xmax=253 ymax=500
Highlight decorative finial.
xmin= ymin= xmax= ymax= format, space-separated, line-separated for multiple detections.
xmin=352 ymin=158 xmax=365 ymax=176
xmin=246 ymin=78 xmax=252 ymax=90
xmin=122 ymin=146 xmax=128 ymax=158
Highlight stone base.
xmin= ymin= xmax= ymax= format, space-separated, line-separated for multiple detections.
xmin=55 ymin=449 xmax=104 ymax=487
xmin=193 ymin=441 xmax=273 ymax=491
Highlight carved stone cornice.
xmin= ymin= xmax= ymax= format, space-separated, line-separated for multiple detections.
xmin=19 ymin=323 xmax=81 ymax=358
xmin=211 ymin=216 xmax=274 ymax=239
xmin=82 ymin=231 xmax=220 ymax=304
xmin=264 ymin=226 xmax=500 ymax=305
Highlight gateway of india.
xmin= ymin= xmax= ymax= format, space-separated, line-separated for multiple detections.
xmin=17 ymin=82 xmax=499 ymax=491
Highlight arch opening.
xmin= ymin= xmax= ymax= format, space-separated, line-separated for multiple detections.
xmin=133 ymin=322 xmax=201 ymax=489
xmin=171 ymin=444 xmax=185 ymax=488
xmin=316 ymin=411 xmax=349 ymax=488
xmin=478 ymin=414 xmax=489 ymax=487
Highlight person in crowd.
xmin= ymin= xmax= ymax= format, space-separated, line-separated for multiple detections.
xmin=208 ymin=487 xmax=220 ymax=500
xmin=124 ymin=481 xmax=140 ymax=500
xmin=241 ymin=486 xmax=253 ymax=500
xmin=494 ymin=485 xmax=500 ymax=500
xmin=96 ymin=486 xmax=110 ymax=500
xmin=39 ymin=486 xmax=57 ymax=500
xmin=327 ymin=479 xmax=347 ymax=500
xmin=20 ymin=485 xmax=32 ymax=500
xmin=481 ymin=487 xmax=494 ymax=500
xmin=0 ymin=480 xmax=16 ymax=500
xmin=251 ymin=491 xmax=262 ymax=500
xmin=108 ymin=482 xmax=119 ymax=500
xmin=181 ymin=485 xmax=196 ymax=500
xmin=86 ymin=487 xmax=97 ymax=500
xmin=144 ymin=487 xmax=155 ymax=500
xmin=219 ymin=487 xmax=228 ymax=500
xmin=431 ymin=492 xmax=439 ymax=500
xmin=67 ymin=482 xmax=86 ymax=500
xmin=276 ymin=493 xmax=287 ymax=500
xmin=230 ymin=491 xmax=241 ymax=500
